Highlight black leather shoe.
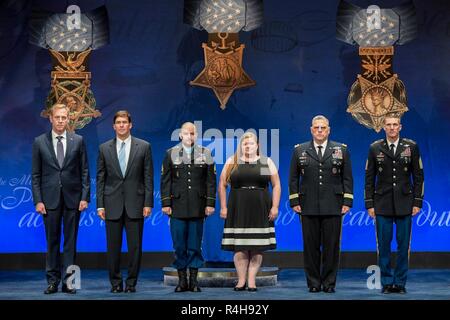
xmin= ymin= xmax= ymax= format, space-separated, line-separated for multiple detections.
xmin=247 ymin=287 xmax=258 ymax=292
xmin=234 ymin=285 xmax=246 ymax=291
xmin=125 ymin=286 xmax=136 ymax=293
xmin=62 ymin=284 xmax=76 ymax=294
xmin=394 ymin=285 xmax=407 ymax=294
xmin=309 ymin=287 xmax=321 ymax=293
xmin=110 ymin=285 xmax=123 ymax=293
xmin=44 ymin=284 xmax=58 ymax=294
xmin=323 ymin=287 xmax=335 ymax=293
xmin=381 ymin=285 xmax=393 ymax=294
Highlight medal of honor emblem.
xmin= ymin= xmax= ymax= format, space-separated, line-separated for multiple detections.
xmin=184 ymin=0 xmax=263 ymax=109
xmin=190 ymin=35 xmax=255 ymax=109
xmin=336 ymin=1 xmax=417 ymax=131
xmin=29 ymin=6 xmax=109 ymax=131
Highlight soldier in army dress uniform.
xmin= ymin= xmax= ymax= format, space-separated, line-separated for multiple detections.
xmin=160 ymin=122 xmax=216 ymax=292
xmin=365 ymin=116 xmax=424 ymax=294
xmin=289 ymin=115 xmax=353 ymax=293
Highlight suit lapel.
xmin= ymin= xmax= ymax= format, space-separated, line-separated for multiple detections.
xmin=395 ymin=138 xmax=406 ymax=159
xmin=109 ymin=138 xmax=123 ymax=178
xmin=305 ymin=141 xmax=319 ymax=162
xmin=380 ymin=139 xmax=394 ymax=159
xmin=124 ymin=137 xmax=138 ymax=177
xmin=62 ymin=132 xmax=74 ymax=168
xmin=45 ymin=131 xmax=60 ymax=168
xmin=322 ymin=141 xmax=334 ymax=162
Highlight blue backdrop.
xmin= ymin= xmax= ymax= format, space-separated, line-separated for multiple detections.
xmin=1 ymin=0 xmax=449 ymax=261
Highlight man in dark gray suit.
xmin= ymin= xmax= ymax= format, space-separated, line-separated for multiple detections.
xmin=32 ymin=103 xmax=90 ymax=295
xmin=96 ymin=110 xmax=154 ymax=293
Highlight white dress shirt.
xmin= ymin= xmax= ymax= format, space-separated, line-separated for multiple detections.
xmin=387 ymin=138 xmax=399 ymax=155
xmin=52 ymin=130 xmax=67 ymax=157
xmin=313 ymin=140 xmax=328 ymax=157
xmin=116 ymin=135 xmax=132 ymax=167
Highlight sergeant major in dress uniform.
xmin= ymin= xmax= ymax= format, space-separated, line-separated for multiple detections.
xmin=365 ymin=115 xmax=424 ymax=294
xmin=161 ymin=122 xmax=216 ymax=293
xmin=289 ymin=115 xmax=353 ymax=293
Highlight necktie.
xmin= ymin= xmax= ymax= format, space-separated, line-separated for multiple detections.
xmin=390 ymin=143 xmax=395 ymax=157
xmin=317 ymin=145 xmax=323 ymax=161
xmin=118 ymin=141 xmax=126 ymax=176
xmin=56 ymin=136 xmax=64 ymax=167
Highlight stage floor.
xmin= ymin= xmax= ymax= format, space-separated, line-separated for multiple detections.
xmin=0 ymin=269 xmax=449 ymax=300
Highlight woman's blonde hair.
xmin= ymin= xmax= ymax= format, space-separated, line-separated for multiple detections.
xmin=225 ymin=131 xmax=259 ymax=183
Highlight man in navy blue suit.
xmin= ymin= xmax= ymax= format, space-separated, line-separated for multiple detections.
xmin=32 ymin=103 xmax=90 ymax=295
xmin=96 ymin=110 xmax=154 ymax=293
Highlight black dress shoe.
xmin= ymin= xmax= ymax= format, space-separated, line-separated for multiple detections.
xmin=247 ymin=287 xmax=258 ymax=292
xmin=125 ymin=286 xmax=136 ymax=293
xmin=309 ymin=287 xmax=321 ymax=293
xmin=44 ymin=284 xmax=58 ymax=294
xmin=394 ymin=285 xmax=407 ymax=294
xmin=323 ymin=287 xmax=335 ymax=293
xmin=62 ymin=284 xmax=76 ymax=294
xmin=381 ymin=285 xmax=393 ymax=294
xmin=110 ymin=285 xmax=123 ymax=293
xmin=234 ymin=285 xmax=246 ymax=291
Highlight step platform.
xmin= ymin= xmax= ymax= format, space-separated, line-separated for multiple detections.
xmin=163 ymin=267 xmax=279 ymax=287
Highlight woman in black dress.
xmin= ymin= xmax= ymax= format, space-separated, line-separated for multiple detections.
xmin=218 ymin=132 xmax=281 ymax=291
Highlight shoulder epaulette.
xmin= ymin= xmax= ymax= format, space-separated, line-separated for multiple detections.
xmin=402 ymin=138 xmax=416 ymax=145
xmin=371 ymin=139 xmax=384 ymax=146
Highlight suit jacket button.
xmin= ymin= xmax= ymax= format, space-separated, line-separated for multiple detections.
xmin=319 ymin=182 xmax=323 ymax=185
xmin=393 ymin=183 xmax=396 ymax=186
xmin=188 ymin=186 xmax=191 ymax=189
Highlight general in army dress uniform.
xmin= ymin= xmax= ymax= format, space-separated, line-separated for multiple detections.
xmin=289 ymin=115 xmax=353 ymax=293
xmin=365 ymin=116 xmax=424 ymax=294
xmin=161 ymin=122 xmax=216 ymax=292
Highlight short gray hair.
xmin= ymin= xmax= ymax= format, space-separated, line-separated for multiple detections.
xmin=311 ymin=115 xmax=329 ymax=126
xmin=181 ymin=122 xmax=197 ymax=133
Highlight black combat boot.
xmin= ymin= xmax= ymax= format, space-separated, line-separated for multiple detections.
xmin=175 ymin=269 xmax=189 ymax=292
xmin=189 ymin=268 xmax=201 ymax=292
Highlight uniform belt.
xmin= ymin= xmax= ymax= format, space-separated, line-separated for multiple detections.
xmin=232 ymin=186 xmax=266 ymax=190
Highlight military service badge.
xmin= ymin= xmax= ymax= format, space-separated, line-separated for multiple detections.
xmin=184 ymin=0 xmax=263 ymax=109
xmin=29 ymin=5 xmax=109 ymax=131
xmin=336 ymin=1 xmax=417 ymax=132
